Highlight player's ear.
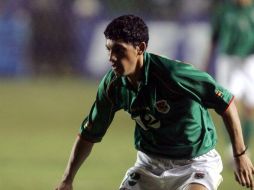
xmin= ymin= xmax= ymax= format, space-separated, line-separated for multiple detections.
xmin=137 ymin=42 xmax=146 ymax=55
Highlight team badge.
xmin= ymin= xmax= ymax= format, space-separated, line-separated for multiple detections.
xmin=155 ymin=100 xmax=170 ymax=114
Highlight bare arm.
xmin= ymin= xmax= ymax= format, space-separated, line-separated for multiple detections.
xmin=222 ymin=100 xmax=254 ymax=189
xmin=55 ymin=135 xmax=94 ymax=190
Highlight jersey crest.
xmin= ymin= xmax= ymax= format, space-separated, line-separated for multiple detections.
xmin=155 ymin=100 xmax=170 ymax=114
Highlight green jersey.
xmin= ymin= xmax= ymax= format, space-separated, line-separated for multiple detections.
xmin=80 ymin=52 xmax=233 ymax=159
xmin=212 ymin=2 xmax=254 ymax=57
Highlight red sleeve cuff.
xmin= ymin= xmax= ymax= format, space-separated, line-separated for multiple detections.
xmin=222 ymin=96 xmax=234 ymax=115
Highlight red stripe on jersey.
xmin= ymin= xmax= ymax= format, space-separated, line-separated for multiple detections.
xmin=222 ymin=96 xmax=235 ymax=115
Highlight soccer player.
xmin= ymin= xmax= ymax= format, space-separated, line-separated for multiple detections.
xmin=206 ymin=0 xmax=254 ymax=159
xmin=55 ymin=15 xmax=254 ymax=190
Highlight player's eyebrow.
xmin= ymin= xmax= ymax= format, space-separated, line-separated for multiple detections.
xmin=106 ymin=43 xmax=127 ymax=52
xmin=113 ymin=43 xmax=127 ymax=51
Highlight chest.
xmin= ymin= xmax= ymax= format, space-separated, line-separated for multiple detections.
xmin=121 ymin=82 xmax=192 ymax=121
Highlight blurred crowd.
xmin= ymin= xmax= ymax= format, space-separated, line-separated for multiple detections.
xmin=0 ymin=0 xmax=214 ymax=77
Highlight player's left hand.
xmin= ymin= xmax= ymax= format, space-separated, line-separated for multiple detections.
xmin=234 ymin=154 xmax=254 ymax=189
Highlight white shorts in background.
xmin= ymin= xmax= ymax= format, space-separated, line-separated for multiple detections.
xmin=119 ymin=149 xmax=223 ymax=190
xmin=215 ymin=55 xmax=254 ymax=107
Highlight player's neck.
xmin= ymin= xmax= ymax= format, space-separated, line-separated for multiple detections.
xmin=127 ymin=57 xmax=144 ymax=89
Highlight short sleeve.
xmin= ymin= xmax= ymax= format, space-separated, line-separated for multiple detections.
xmin=171 ymin=62 xmax=233 ymax=114
xmin=79 ymin=74 xmax=117 ymax=142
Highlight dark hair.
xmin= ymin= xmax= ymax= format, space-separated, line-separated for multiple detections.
xmin=104 ymin=14 xmax=149 ymax=46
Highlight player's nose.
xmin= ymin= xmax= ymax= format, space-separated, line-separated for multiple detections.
xmin=109 ymin=52 xmax=117 ymax=63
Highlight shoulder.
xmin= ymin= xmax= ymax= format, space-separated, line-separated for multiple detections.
xmin=148 ymin=53 xmax=196 ymax=94
xmin=149 ymin=53 xmax=176 ymax=70
xmin=98 ymin=69 xmax=121 ymax=98
xmin=100 ymin=70 xmax=118 ymax=86
xmin=148 ymin=52 xmax=213 ymax=84
xmin=148 ymin=52 xmax=193 ymax=77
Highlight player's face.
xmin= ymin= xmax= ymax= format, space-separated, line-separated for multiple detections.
xmin=105 ymin=39 xmax=141 ymax=76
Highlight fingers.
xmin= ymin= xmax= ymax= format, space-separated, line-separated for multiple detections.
xmin=248 ymin=165 xmax=254 ymax=189
xmin=243 ymin=171 xmax=250 ymax=188
xmin=234 ymin=154 xmax=254 ymax=189
xmin=235 ymin=171 xmax=246 ymax=187
xmin=235 ymin=168 xmax=254 ymax=189
xmin=251 ymin=168 xmax=254 ymax=189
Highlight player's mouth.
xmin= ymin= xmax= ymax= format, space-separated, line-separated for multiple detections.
xmin=111 ymin=63 xmax=123 ymax=75
xmin=112 ymin=65 xmax=117 ymax=70
xmin=111 ymin=62 xmax=119 ymax=70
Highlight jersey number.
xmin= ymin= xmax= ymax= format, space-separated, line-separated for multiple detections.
xmin=133 ymin=114 xmax=160 ymax=130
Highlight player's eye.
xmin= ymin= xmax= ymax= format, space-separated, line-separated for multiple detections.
xmin=105 ymin=46 xmax=110 ymax=51
xmin=105 ymin=47 xmax=112 ymax=56
xmin=113 ymin=46 xmax=125 ymax=57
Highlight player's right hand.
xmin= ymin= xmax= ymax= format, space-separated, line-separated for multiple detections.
xmin=55 ymin=181 xmax=73 ymax=190
xmin=234 ymin=154 xmax=254 ymax=190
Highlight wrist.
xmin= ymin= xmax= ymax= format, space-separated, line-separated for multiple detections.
xmin=62 ymin=173 xmax=74 ymax=184
xmin=233 ymin=146 xmax=248 ymax=158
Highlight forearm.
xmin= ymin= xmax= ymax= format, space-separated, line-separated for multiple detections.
xmin=61 ymin=135 xmax=94 ymax=183
xmin=222 ymin=99 xmax=254 ymax=188
xmin=222 ymin=100 xmax=246 ymax=155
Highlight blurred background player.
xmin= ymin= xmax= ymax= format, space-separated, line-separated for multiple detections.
xmin=207 ymin=0 xmax=254 ymax=158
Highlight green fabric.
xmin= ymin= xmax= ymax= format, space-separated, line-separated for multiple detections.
xmin=80 ymin=52 xmax=233 ymax=159
xmin=212 ymin=2 xmax=254 ymax=57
